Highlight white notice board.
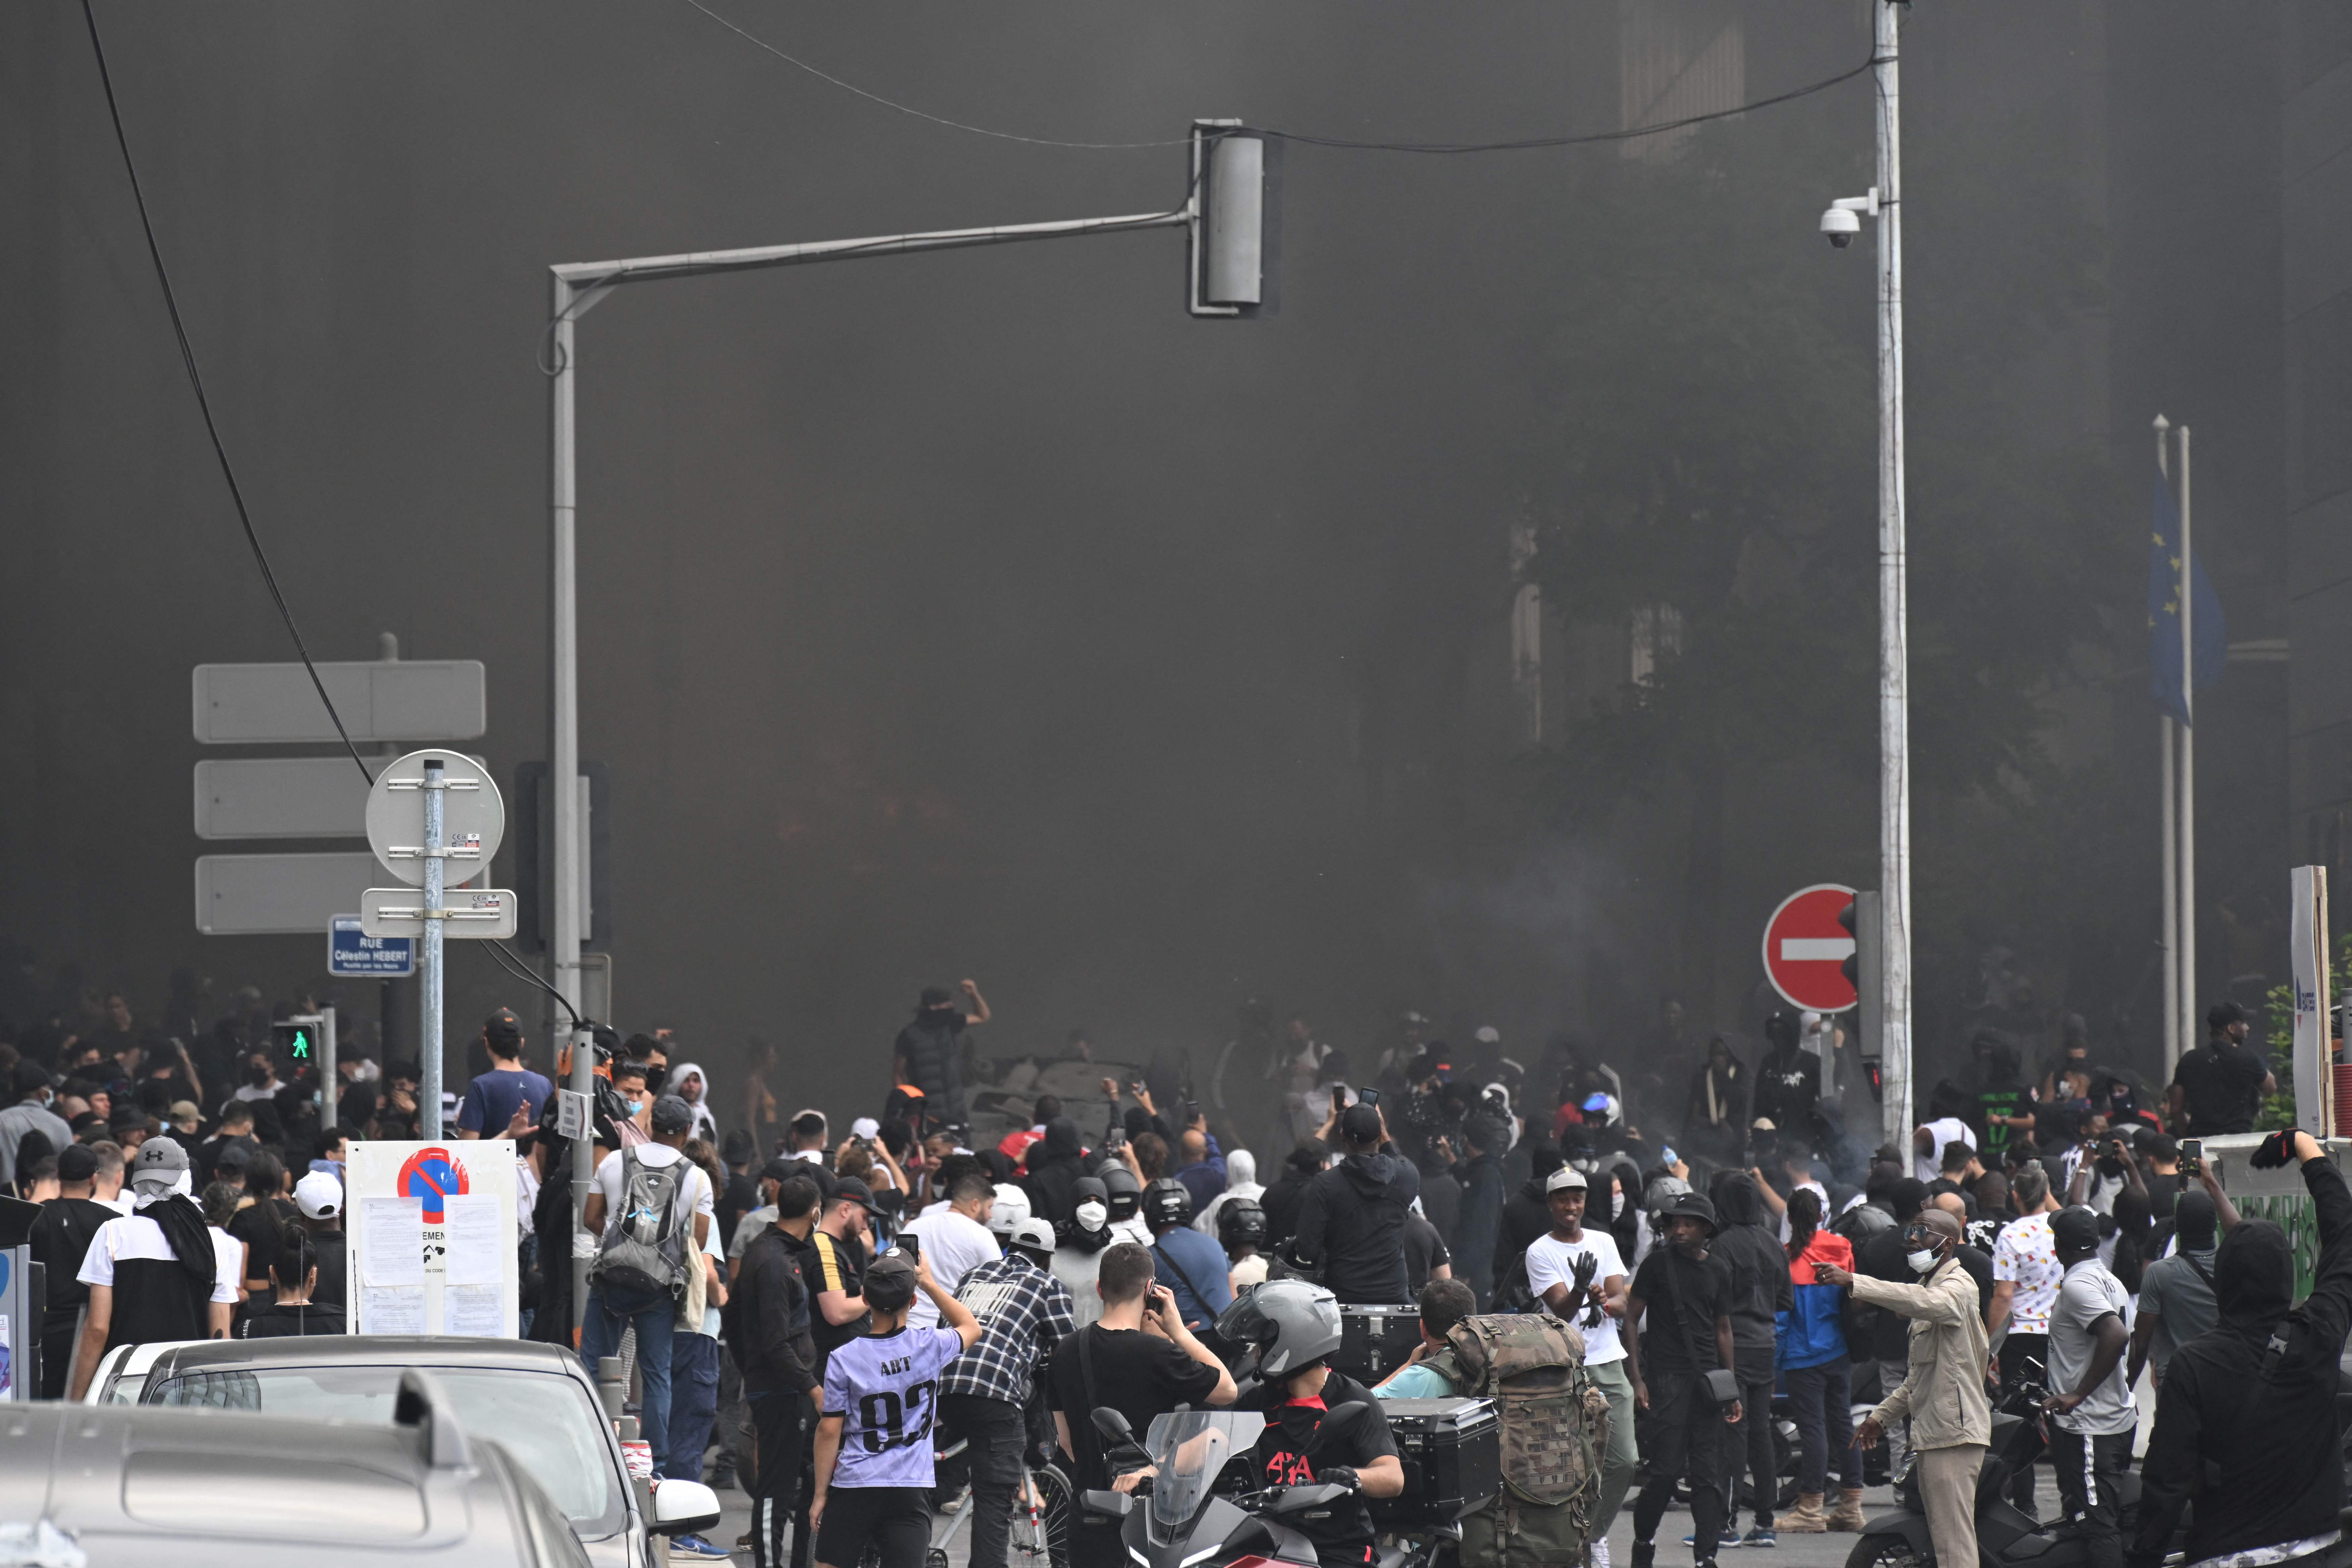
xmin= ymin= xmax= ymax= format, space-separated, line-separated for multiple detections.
xmin=344 ymin=1140 xmax=521 ymax=1337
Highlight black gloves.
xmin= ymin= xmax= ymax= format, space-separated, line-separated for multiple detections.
xmin=2250 ymin=1129 xmax=2298 ymax=1170
xmin=1318 ymin=1466 xmax=1361 ymax=1493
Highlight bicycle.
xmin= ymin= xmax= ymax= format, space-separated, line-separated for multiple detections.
xmin=925 ymin=1435 xmax=1072 ymax=1568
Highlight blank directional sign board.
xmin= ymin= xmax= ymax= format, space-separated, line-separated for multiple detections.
xmin=194 ymin=757 xmax=372 ymax=839
xmin=193 ymin=660 xmax=485 ymax=744
xmin=196 ymin=852 xmax=383 ymax=936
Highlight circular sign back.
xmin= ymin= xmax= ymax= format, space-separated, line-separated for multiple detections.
xmin=365 ymin=748 xmax=505 ymax=888
xmin=1762 ymin=882 xmax=1860 ymax=1013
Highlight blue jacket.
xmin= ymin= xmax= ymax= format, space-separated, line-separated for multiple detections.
xmin=1777 ymin=1230 xmax=1854 ymax=1371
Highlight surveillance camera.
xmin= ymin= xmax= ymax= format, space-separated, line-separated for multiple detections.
xmin=1820 ymin=206 xmax=1861 ymax=248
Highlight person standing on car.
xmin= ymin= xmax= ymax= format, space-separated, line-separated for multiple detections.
xmin=1292 ymin=1101 xmax=1420 ymax=1305
xmin=939 ymin=1218 xmax=1076 ymax=1568
xmin=892 ymin=981 xmax=991 ymax=1129
xmin=2129 ymin=1129 xmax=2352 ymax=1568
xmin=1623 ymin=1191 xmax=1743 ymax=1568
xmin=1048 ymin=1243 xmax=1238 ymax=1568
xmin=68 ymin=1136 xmax=240 ymax=1398
xmin=1213 ymin=1279 xmax=1406 ymax=1568
xmin=1814 ymin=1208 xmax=1988 ymax=1568
xmin=2040 ymin=1206 xmax=2135 ymax=1568
xmin=2165 ymin=1001 xmax=2275 ymax=1137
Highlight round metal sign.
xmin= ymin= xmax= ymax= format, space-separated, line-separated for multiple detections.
xmin=1761 ymin=882 xmax=1860 ymax=1013
xmin=365 ymin=748 xmax=505 ymax=888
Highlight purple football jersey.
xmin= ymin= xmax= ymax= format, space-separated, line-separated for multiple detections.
xmin=821 ymin=1324 xmax=967 ymax=1489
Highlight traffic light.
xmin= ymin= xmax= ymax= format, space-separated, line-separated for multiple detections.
xmin=1841 ymin=891 xmax=1884 ymax=1062
xmin=273 ymin=1019 xmax=317 ymax=1067
xmin=1190 ymin=121 xmax=1280 ymax=318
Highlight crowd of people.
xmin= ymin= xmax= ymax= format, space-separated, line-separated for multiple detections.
xmin=0 ymin=977 xmax=2337 ymax=1568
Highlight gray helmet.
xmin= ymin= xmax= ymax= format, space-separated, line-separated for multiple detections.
xmin=1215 ymin=1278 xmax=1342 ymax=1379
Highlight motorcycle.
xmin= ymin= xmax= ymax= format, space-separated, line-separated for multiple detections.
xmin=1081 ymin=1404 xmax=1444 ymax=1568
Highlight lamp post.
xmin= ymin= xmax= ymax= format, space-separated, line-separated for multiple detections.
xmin=1820 ymin=0 xmax=1908 ymax=1153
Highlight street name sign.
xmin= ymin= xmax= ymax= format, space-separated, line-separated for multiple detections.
xmin=193 ymin=660 xmax=486 ymax=744
xmin=330 ymin=914 xmax=416 ymax=977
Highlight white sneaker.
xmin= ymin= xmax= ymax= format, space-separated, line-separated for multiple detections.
xmin=1592 ymin=1537 xmax=1611 ymax=1568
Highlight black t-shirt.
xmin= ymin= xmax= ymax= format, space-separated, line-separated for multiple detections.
xmin=1632 ymin=1245 xmax=1732 ymax=1375
xmin=1047 ymin=1322 xmax=1225 ymax=1492
xmin=228 ymin=1198 xmax=291 ymax=1292
xmin=309 ymin=1228 xmax=349 ymax=1313
xmin=2172 ymin=1043 xmax=2270 ymax=1136
xmin=718 ymin=1172 xmax=761 ymax=1251
xmin=236 ymin=1301 xmax=346 ymax=1337
xmin=1403 ymin=1212 xmax=1451 ymax=1293
xmin=1238 ymin=1373 xmax=1399 ymax=1567
xmin=31 ymin=1198 xmax=117 ymax=1314
xmin=809 ymin=1229 xmax=869 ymax=1365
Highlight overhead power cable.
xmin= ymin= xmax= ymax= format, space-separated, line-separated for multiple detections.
xmin=679 ymin=0 xmax=1877 ymax=157
xmin=80 ymin=0 xmax=375 ymax=787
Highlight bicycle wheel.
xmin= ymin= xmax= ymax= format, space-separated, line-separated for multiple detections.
xmin=1007 ymin=1462 xmax=1073 ymax=1568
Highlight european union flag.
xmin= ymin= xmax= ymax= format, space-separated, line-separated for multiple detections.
xmin=2147 ymin=466 xmax=2225 ymax=725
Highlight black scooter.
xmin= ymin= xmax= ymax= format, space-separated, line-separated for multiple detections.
xmin=1082 ymin=1404 xmax=1439 ymax=1568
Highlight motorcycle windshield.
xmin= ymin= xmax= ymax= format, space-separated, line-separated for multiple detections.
xmin=1145 ymin=1410 xmax=1264 ymax=1533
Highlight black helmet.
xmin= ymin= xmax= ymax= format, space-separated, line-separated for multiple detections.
xmin=1102 ymin=1164 xmax=1142 ymax=1221
xmin=1217 ymin=1197 xmax=1267 ymax=1250
xmin=1215 ymin=1278 xmax=1343 ymax=1379
xmin=1142 ymin=1177 xmax=1193 ymax=1231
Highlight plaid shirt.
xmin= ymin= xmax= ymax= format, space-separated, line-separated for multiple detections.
xmin=939 ymin=1250 xmax=1076 ymax=1406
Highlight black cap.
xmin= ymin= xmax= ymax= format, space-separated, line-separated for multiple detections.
xmin=58 ymin=1144 xmax=98 ymax=1183
xmin=919 ymin=986 xmax=954 ymax=1009
xmin=1660 ymin=1191 xmax=1718 ymax=1233
xmin=758 ymin=1157 xmax=799 ymax=1184
xmin=832 ymin=1176 xmax=885 ymax=1214
xmin=485 ymin=1007 xmax=523 ymax=1045
xmin=1339 ymin=1102 xmax=1384 ymax=1145
xmin=865 ymin=1249 xmax=920 ymax=1311
xmin=11 ymin=1060 xmax=52 ymax=1097
xmin=2051 ymin=1205 xmax=2102 ymax=1253
xmin=2207 ymin=1000 xmax=2250 ymax=1030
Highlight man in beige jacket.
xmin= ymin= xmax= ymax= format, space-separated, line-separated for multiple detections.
xmin=1817 ymin=1208 xmax=1989 ymax=1568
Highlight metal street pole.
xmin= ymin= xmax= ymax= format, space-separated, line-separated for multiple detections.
xmin=2156 ymin=416 xmax=2179 ymax=1075
xmin=546 ymin=199 xmax=1201 ymax=1334
xmin=1874 ymin=0 xmax=1913 ymax=1154
xmin=2177 ymin=424 xmax=2197 ymax=1056
xmin=420 ymin=756 xmax=445 ymax=1140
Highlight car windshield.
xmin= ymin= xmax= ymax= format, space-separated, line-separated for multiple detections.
xmin=1145 ymin=1410 xmax=1262 ymax=1532
xmin=144 ymin=1365 xmax=624 ymax=1533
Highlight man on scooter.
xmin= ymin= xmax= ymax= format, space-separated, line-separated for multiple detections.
xmin=2128 ymin=1128 xmax=2352 ymax=1568
xmin=1814 ymin=1208 xmax=1989 ymax=1568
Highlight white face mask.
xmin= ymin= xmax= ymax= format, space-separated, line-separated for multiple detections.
xmin=1906 ymin=1248 xmax=1939 ymax=1274
xmin=1075 ymin=1201 xmax=1108 ymax=1231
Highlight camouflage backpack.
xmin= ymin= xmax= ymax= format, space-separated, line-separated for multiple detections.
xmin=1428 ymin=1313 xmax=1610 ymax=1568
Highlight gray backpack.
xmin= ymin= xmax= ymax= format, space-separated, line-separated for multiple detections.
xmin=591 ymin=1149 xmax=692 ymax=1298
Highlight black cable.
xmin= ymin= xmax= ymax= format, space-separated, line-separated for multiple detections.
xmin=80 ymin=0 xmax=375 ymax=787
xmin=481 ymin=939 xmax=585 ymax=1031
xmin=680 ymin=0 xmax=1877 ymax=159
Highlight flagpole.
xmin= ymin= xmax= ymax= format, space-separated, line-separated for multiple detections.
xmin=2157 ymin=414 xmax=2179 ymax=1078
xmin=2178 ymin=423 xmax=2197 ymax=1060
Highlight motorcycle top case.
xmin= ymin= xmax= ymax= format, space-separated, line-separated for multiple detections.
xmin=1368 ymin=1397 xmax=1502 ymax=1526
xmin=1334 ymin=1304 xmax=1423 ymax=1384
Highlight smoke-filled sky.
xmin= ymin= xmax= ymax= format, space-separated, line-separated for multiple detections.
xmin=1 ymin=2 xmax=2292 ymax=1117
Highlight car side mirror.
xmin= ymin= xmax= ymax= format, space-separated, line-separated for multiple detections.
xmin=651 ymin=1480 xmax=722 ymax=1537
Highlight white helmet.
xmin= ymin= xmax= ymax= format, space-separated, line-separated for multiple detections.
xmin=989 ymin=1182 xmax=1032 ymax=1236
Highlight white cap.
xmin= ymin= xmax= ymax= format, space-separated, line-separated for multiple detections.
xmin=988 ymin=1182 xmax=1032 ymax=1235
xmin=295 ymin=1169 xmax=343 ymax=1219
xmin=850 ymin=1117 xmax=881 ymax=1141
xmin=1474 ymin=1025 xmax=1501 ymax=1044
xmin=1008 ymin=1217 xmax=1057 ymax=1255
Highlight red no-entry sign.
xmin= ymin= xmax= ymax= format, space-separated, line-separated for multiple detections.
xmin=1762 ymin=883 xmax=1859 ymax=1013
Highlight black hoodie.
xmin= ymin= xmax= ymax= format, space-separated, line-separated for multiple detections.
xmin=1021 ymin=1117 xmax=1087 ymax=1226
xmin=1293 ymin=1149 xmax=1421 ymax=1304
xmin=2129 ymin=1153 xmax=2352 ymax=1568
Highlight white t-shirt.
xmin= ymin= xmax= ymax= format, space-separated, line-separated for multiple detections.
xmin=592 ymin=1145 xmax=715 ymax=1240
xmin=1915 ymin=1118 xmax=1976 ymax=1184
xmin=78 ymin=1212 xmax=241 ymax=1304
xmin=898 ymin=1209 xmax=1001 ymax=1328
xmin=1524 ymin=1229 xmax=1628 ymax=1365
xmin=697 ymin=1227 xmax=726 ymax=1339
